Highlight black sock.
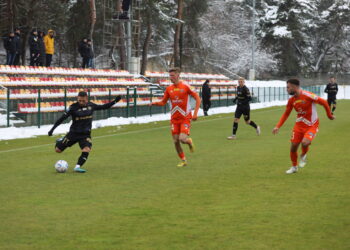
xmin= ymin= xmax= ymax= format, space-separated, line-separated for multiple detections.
xmin=232 ymin=122 xmax=238 ymax=135
xmin=332 ymin=106 xmax=336 ymax=112
xmin=249 ymin=121 xmax=258 ymax=129
xmin=77 ymin=152 xmax=89 ymax=167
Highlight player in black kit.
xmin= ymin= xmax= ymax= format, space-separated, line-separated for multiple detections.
xmin=227 ymin=77 xmax=261 ymax=140
xmin=324 ymin=76 xmax=338 ymax=114
xmin=48 ymin=91 xmax=121 ymax=173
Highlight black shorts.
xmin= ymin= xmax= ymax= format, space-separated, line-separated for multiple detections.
xmin=55 ymin=132 xmax=92 ymax=152
xmin=235 ymin=105 xmax=250 ymax=121
xmin=327 ymin=98 xmax=336 ymax=105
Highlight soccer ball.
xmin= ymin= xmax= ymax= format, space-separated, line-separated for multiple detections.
xmin=55 ymin=160 xmax=68 ymax=173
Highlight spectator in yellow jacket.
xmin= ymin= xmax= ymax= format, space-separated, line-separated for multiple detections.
xmin=44 ymin=29 xmax=55 ymax=66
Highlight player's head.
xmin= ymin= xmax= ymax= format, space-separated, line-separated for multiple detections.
xmin=286 ymin=78 xmax=300 ymax=95
xmin=329 ymin=76 xmax=336 ymax=83
xmin=77 ymin=91 xmax=88 ymax=106
xmin=169 ymin=67 xmax=181 ymax=84
xmin=238 ymin=77 xmax=245 ymax=87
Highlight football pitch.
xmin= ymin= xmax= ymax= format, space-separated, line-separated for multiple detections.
xmin=0 ymin=101 xmax=349 ymax=250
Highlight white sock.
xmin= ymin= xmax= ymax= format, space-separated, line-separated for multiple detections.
xmin=75 ymin=165 xmax=80 ymax=169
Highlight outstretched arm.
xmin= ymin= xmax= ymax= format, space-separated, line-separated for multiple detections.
xmin=151 ymin=89 xmax=169 ymax=106
xmin=273 ymin=99 xmax=293 ymax=134
xmin=315 ymin=97 xmax=334 ymax=119
xmin=93 ymin=96 xmax=121 ymax=110
xmin=48 ymin=112 xmax=70 ymax=136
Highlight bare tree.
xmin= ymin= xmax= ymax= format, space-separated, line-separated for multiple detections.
xmin=173 ymin=0 xmax=183 ymax=67
xmin=141 ymin=18 xmax=152 ymax=75
xmin=89 ymin=0 xmax=96 ymax=40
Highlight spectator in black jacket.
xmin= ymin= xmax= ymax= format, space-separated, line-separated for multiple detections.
xmin=202 ymin=79 xmax=211 ymax=116
xmin=38 ymin=31 xmax=46 ymax=66
xmin=28 ymin=30 xmax=40 ymax=66
xmin=86 ymin=39 xmax=94 ymax=68
xmin=13 ymin=28 xmax=21 ymax=65
xmin=3 ymin=32 xmax=17 ymax=65
xmin=78 ymin=38 xmax=88 ymax=68
xmin=113 ymin=0 xmax=131 ymax=19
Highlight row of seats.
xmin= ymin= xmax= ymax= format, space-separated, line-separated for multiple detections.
xmin=17 ymin=97 xmax=164 ymax=113
xmin=158 ymin=79 xmax=236 ymax=86
xmin=145 ymin=71 xmax=229 ymax=80
xmin=0 ymin=87 xmax=151 ymax=99
xmin=0 ymin=76 xmax=147 ymax=87
xmin=16 ymin=94 xmax=235 ymax=114
xmin=0 ymin=76 xmax=144 ymax=82
xmin=0 ymin=65 xmax=132 ymax=77
xmin=0 ymin=86 xmax=237 ymax=100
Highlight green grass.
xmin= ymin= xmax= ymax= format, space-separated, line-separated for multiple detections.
xmin=0 ymin=101 xmax=349 ymax=250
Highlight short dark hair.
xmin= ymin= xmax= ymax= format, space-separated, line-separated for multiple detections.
xmin=287 ymin=78 xmax=300 ymax=86
xmin=78 ymin=91 xmax=88 ymax=97
xmin=169 ymin=67 xmax=181 ymax=74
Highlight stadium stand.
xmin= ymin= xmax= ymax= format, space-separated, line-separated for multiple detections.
xmin=0 ymin=66 xmax=237 ymax=126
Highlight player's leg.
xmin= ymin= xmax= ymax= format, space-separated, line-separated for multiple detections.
xmin=228 ymin=107 xmax=241 ymax=139
xmin=287 ymin=142 xmax=300 ymax=174
xmin=331 ymin=99 xmax=336 ymax=113
xmin=54 ymin=133 xmax=74 ymax=153
xmin=171 ymin=123 xmax=187 ymax=167
xmin=243 ymin=107 xmax=260 ymax=135
xmin=286 ymin=129 xmax=303 ymax=174
xmin=173 ymin=134 xmax=187 ymax=167
xmin=299 ymin=125 xmax=318 ymax=168
xmin=179 ymin=120 xmax=194 ymax=152
xmin=74 ymin=136 xmax=92 ymax=173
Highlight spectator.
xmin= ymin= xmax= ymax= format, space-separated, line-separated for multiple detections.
xmin=202 ymin=79 xmax=211 ymax=116
xmin=44 ymin=29 xmax=55 ymax=67
xmin=87 ymin=39 xmax=94 ymax=68
xmin=78 ymin=38 xmax=88 ymax=68
xmin=13 ymin=28 xmax=21 ymax=65
xmin=28 ymin=29 xmax=40 ymax=66
xmin=113 ymin=0 xmax=131 ymax=19
xmin=3 ymin=32 xmax=16 ymax=65
xmin=38 ymin=31 xmax=46 ymax=66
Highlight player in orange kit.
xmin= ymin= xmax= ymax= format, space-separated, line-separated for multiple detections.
xmin=150 ymin=67 xmax=201 ymax=167
xmin=272 ymin=79 xmax=335 ymax=174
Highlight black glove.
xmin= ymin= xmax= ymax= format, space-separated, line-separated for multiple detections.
xmin=114 ymin=95 xmax=122 ymax=103
xmin=48 ymin=130 xmax=53 ymax=136
xmin=232 ymin=98 xmax=237 ymax=104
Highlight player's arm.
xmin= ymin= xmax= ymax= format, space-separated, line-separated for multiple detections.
xmin=245 ymin=86 xmax=252 ymax=102
xmin=335 ymin=84 xmax=338 ymax=94
xmin=324 ymin=84 xmax=329 ymax=93
xmin=190 ymin=89 xmax=201 ymax=121
xmin=150 ymin=89 xmax=169 ymax=106
xmin=273 ymin=99 xmax=293 ymax=134
xmin=93 ymin=96 xmax=121 ymax=110
xmin=315 ymin=96 xmax=334 ymax=120
xmin=48 ymin=108 xmax=72 ymax=136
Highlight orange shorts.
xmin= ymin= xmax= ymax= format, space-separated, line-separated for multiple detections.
xmin=171 ymin=119 xmax=191 ymax=135
xmin=291 ymin=123 xmax=319 ymax=144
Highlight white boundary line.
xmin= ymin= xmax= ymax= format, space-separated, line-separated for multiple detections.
xmin=0 ymin=107 xmax=282 ymax=154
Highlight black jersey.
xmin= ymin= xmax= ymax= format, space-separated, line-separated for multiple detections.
xmin=234 ymin=85 xmax=252 ymax=106
xmin=324 ymin=83 xmax=338 ymax=99
xmin=51 ymin=101 xmax=116 ymax=134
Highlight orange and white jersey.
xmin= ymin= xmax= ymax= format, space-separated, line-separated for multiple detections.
xmin=276 ymin=90 xmax=332 ymax=128
xmin=157 ymin=81 xmax=198 ymax=121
